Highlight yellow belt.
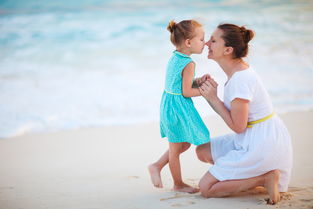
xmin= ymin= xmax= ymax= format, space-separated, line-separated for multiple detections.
xmin=247 ymin=112 xmax=275 ymax=128
xmin=165 ymin=90 xmax=182 ymax=95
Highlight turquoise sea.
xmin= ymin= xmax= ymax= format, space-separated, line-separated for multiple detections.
xmin=1 ymin=0 xmax=313 ymax=137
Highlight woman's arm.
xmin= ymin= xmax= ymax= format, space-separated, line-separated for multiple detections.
xmin=199 ymin=80 xmax=249 ymax=133
xmin=181 ymin=62 xmax=201 ymax=97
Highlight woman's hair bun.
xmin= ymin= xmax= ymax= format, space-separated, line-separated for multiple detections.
xmin=240 ymin=26 xmax=254 ymax=43
xmin=167 ymin=20 xmax=176 ymax=33
xmin=218 ymin=23 xmax=254 ymax=58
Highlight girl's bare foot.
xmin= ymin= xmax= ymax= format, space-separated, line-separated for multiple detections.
xmin=264 ymin=170 xmax=280 ymax=205
xmin=174 ymin=183 xmax=199 ymax=194
xmin=148 ymin=163 xmax=163 ymax=188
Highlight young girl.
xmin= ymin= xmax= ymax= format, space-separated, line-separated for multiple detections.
xmin=148 ymin=20 xmax=211 ymax=193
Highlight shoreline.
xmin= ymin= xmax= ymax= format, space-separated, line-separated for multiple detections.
xmin=2 ymin=107 xmax=313 ymax=140
xmin=0 ymin=110 xmax=312 ymax=209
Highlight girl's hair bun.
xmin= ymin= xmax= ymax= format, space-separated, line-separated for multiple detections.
xmin=167 ymin=19 xmax=201 ymax=46
xmin=167 ymin=20 xmax=176 ymax=33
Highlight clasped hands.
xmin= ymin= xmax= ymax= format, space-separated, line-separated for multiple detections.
xmin=195 ymin=74 xmax=218 ymax=100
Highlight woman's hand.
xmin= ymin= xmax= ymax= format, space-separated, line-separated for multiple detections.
xmin=200 ymin=78 xmax=249 ymax=133
xmin=199 ymin=78 xmax=218 ymax=101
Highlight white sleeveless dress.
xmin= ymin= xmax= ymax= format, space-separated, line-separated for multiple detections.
xmin=209 ymin=68 xmax=293 ymax=192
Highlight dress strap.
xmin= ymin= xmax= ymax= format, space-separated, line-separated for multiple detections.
xmin=247 ymin=112 xmax=275 ymax=128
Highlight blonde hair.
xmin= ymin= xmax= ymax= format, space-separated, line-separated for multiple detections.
xmin=167 ymin=20 xmax=202 ymax=46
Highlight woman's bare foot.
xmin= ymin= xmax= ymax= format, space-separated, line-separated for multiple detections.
xmin=148 ymin=163 xmax=163 ymax=188
xmin=263 ymin=170 xmax=280 ymax=205
xmin=174 ymin=183 xmax=199 ymax=194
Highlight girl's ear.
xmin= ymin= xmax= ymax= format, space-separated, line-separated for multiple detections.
xmin=184 ymin=39 xmax=191 ymax=48
xmin=224 ymin=46 xmax=233 ymax=56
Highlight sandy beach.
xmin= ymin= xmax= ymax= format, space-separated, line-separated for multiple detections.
xmin=0 ymin=110 xmax=312 ymax=209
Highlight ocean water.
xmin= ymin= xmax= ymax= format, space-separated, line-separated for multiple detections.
xmin=1 ymin=0 xmax=313 ymax=138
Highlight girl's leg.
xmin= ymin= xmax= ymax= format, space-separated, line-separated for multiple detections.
xmin=148 ymin=142 xmax=190 ymax=188
xmin=199 ymin=170 xmax=281 ymax=204
xmin=148 ymin=150 xmax=168 ymax=188
xmin=169 ymin=142 xmax=198 ymax=193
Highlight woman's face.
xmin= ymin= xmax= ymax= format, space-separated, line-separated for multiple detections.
xmin=206 ymin=28 xmax=226 ymax=60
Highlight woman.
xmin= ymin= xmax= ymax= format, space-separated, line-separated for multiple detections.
xmin=196 ymin=23 xmax=293 ymax=204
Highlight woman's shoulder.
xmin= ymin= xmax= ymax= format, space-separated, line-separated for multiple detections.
xmin=225 ymin=68 xmax=259 ymax=90
xmin=231 ymin=68 xmax=258 ymax=83
xmin=224 ymin=68 xmax=260 ymax=101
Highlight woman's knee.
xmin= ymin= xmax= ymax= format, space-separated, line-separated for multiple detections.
xmin=196 ymin=143 xmax=213 ymax=163
xmin=198 ymin=172 xmax=218 ymax=198
xmin=199 ymin=178 xmax=211 ymax=198
xmin=199 ymin=175 xmax=217 ymax=198
xmin=195 ymin=145 xmax=206 ymax=162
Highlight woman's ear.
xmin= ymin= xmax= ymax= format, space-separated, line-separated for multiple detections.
xmin=185 ymin=39 xmax=191 ymax=48
xmin=224 ymin=46 xmax=233 ymax=55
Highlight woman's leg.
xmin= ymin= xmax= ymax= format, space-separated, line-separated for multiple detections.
xmin=169 ymin=142 xmax=198 ymax=193
xmin=148 ymin=142 xmax=190 ymax=188
xmin=199 ymin=170 xmax=281 ymax=204
xmin=196 ymin=142 xmax=214 ymax=164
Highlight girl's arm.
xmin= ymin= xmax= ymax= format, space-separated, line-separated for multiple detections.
xmin=199 ymin=80 xmax=249 ymax=133
xmin=182 ymin=62 xmax=201 ymax=97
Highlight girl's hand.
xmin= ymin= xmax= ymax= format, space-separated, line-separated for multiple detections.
xmin=199 ymin=78 xmax=218 ymax=101
xmin=197 ymin=74 xmax=211 ymax=86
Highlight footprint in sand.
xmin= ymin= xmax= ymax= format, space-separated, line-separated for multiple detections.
xmin=160 ymin=193 xmax=191 ymax=201
xmin=0 ymin=186 xmax=14 ymax=190
xmin=160 ymin=193 xmax=196 ymax=207
xmin=299 ymin=198 xmax=313 ymax=202
xmin=278 ymin=187 xmax=313 ymax=209
xmin=171 ymin=203 xmax=182 ymax=207
xmin=288 ymin=186 xmax=303 ymax=192
xmin=127 ymin=176 xmax=140 ymax=179
xmin=171 ymin=201 xmax=195 ymax=207
xmin=280 ymin=192 xmax=293 ymax=200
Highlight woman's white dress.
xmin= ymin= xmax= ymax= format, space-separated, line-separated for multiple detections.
xmin=210 ymin=68 xmax=293 ymax=192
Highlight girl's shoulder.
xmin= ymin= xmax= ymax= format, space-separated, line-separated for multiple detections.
xmin=172 ymin=51 xmax=192 ymax=62
xmin=173 ymin=50 xmax=191 ymax=58
xmin=169 ymin=51 xmax=193 ymax=69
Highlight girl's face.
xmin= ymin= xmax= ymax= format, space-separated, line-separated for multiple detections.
xmin=206 ymin=28 xmax=227 ymax=60
xmin=189 ymin=27 xmax=205 ymax=54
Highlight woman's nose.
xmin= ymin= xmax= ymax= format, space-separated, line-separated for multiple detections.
xmin=205 ymin=41 xmax=210 ymax=46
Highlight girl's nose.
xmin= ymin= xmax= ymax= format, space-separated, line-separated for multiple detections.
xmin=205 ymin=41 xmax=210 ymax=46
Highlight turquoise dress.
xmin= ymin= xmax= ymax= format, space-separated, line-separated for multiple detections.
xmin=160 ymin=51 xmax=210 ymax=145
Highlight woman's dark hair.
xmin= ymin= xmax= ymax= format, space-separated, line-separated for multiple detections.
xmin=218 ymin=23 xmax=254 ymax=58
xmin=167 ymin=20 xmax=202 ymax=46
